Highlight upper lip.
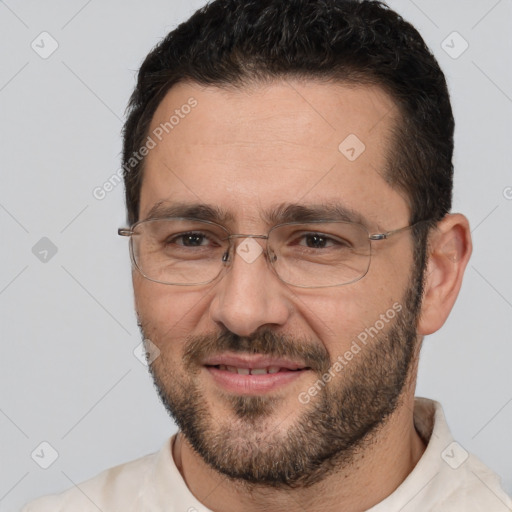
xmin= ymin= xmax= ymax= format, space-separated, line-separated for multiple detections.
xmin=203 ymin=353 xmax=308 ymax=370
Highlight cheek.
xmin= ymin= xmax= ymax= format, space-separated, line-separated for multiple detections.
xmin=295 ymin=274 xmax=407 ymax=359
xmin=134 ymin=275 xmax=213 ymax=343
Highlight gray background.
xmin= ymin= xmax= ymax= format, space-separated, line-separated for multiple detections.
xmin=1 ymin=0 xmax=511 ymax=510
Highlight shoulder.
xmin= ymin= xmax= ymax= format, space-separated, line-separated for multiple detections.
xmin=21 ymin=450 xmax=159 ymax=512
xmin=416 ymin=398 xmax=512 ymax=510
xmin=438 ymin=454 xmax=512 ymax=511
xmin=378 ymin=398 xmax=512 ymax=511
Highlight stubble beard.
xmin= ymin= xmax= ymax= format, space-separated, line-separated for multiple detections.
xmin=141 ymin=270 xmax=423 ymax=489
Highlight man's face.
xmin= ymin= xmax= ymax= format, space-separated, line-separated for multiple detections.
xmin=134 ymin=80 xmax=422 ymax=487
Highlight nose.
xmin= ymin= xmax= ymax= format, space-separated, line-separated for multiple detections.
xmin=208 ymin=237 xmax=292 ymax=337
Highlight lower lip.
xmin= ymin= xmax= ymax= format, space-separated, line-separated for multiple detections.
xmin=205 ymin=366 xmax=308 ymax=394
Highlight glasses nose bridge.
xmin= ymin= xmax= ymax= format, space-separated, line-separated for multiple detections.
xmin=226 ymin=233 xmax=272 ymax=251
xmin=227 ymin=233 xmax=269 ymax=241
xmin=222 ymin=233 xmax=275 ymax=265
xmin=225 ymin=232 xmax=271 ymax=251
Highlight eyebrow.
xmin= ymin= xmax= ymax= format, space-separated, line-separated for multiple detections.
xmin=144 ymin=200 xmax=370 ymax=228
xmin=145 ymin=201 xmax=236 ymax=225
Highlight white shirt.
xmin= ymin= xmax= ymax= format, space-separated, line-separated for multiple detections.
xmin=22 ymin=398 xmax=512 ymax=511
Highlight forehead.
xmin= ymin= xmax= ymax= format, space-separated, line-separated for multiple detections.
xmin=139 ymin=79 xmax=408 ymax=229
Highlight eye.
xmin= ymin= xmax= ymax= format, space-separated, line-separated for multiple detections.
xmin=302 ymin=233 xmax=334 ymax=249
xmin=293 ymin=232 xmax=351 ymax=250
xmin=167 ymin=231 xmax=214 ymax=247
xmin=162 ymin=231 xmax=222 ymax=249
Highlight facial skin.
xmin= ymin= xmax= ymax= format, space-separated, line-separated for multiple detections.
xmin=133 ymin=80 xmax=472 ymax=511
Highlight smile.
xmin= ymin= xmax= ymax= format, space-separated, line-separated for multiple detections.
xmin=211 ymin=364 xmax=304 ymax=375
xmin=203 ymin=354 xmax=311 ymax=394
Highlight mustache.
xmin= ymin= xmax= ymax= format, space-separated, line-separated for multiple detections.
xmin=182 ymin=329 xmax=331 ymax=374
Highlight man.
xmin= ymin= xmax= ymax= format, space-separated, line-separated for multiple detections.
xmin=23 ymin=0 xmax=511 ymax=510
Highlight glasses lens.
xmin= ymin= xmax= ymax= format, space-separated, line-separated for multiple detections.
xmin=131 ymin=218 xmax=229 ymax=285
xmin=269 ymin=222 xmax=371 ymax=287
xmin=129 ymin=219 xmax=370 ymax=287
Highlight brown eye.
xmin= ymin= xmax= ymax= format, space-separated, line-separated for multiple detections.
xmin=169 ymin=232 xmax=209 ymax=247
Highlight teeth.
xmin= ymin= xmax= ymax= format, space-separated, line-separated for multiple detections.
xmin=250 ymin=368 xmax=267 ymax=375
xmin=215 ymin=365 xmax=289 ymax=374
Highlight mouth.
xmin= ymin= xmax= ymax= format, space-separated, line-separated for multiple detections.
xmin=203 ymin=353 xmax=311 ymax=394
xmin=209 ymin=364 xmax=304 ymax=375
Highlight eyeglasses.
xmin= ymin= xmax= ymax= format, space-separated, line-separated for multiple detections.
xmin=118 ymin=217 xmax=429 ymax=288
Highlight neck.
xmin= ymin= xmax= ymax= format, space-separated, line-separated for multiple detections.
xmin=172 ymin=393 xmax=426 ymax=512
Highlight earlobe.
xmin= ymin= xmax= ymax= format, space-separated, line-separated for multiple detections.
xmin=417 ymin=213 xmax=472 ymax=335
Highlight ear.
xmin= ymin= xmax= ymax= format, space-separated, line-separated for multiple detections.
xmin=417 ymin=213 xmax=472 ymax=336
